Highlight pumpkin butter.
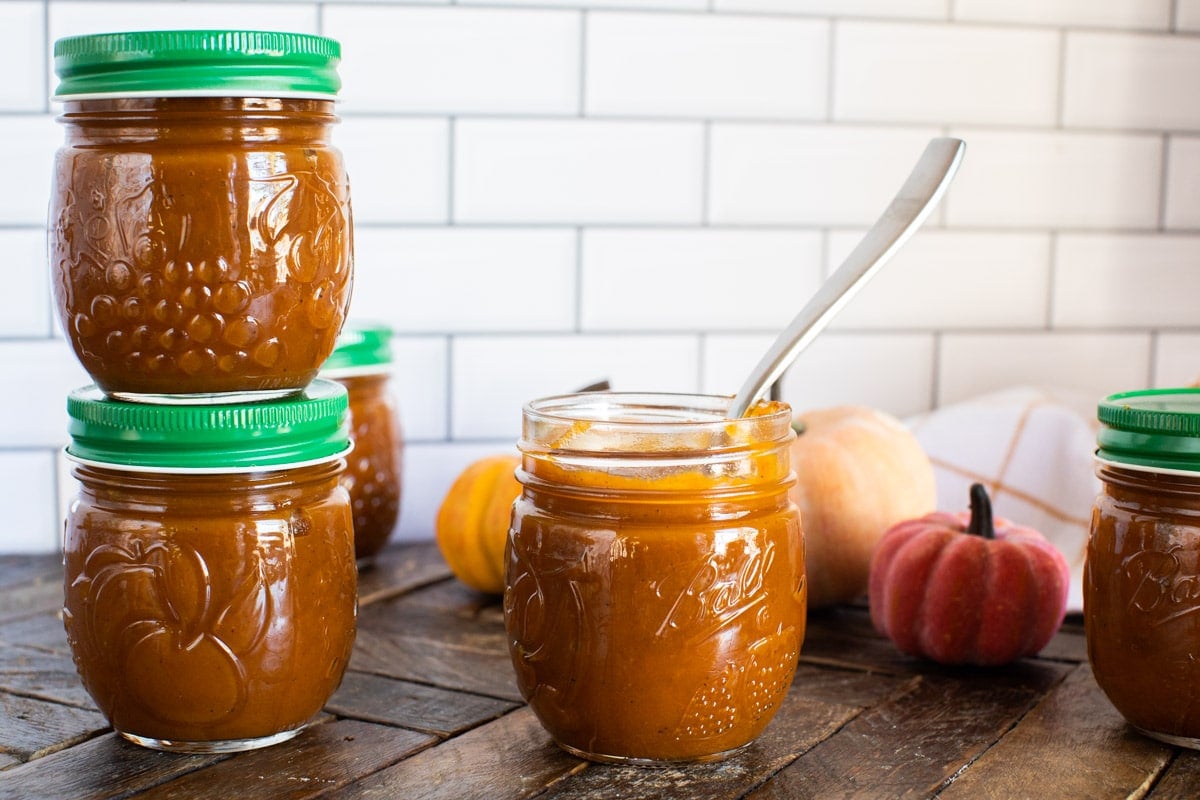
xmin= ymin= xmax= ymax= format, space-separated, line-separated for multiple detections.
xmin=504 ymin=393 xmax=806 ymax=764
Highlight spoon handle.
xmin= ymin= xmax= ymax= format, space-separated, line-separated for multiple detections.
xmin=727 ymin=137 xmax=966 ymax=419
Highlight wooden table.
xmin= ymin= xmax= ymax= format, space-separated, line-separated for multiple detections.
xmin=0 ymin=541 xmax=1196 ymax=799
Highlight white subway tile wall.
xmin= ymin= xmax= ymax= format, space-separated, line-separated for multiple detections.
xmin=2 ymin=0 xmax=1198 ymax=552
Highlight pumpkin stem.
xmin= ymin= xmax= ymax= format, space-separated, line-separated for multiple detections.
xmin=967 ymin=483 xmax=995 ymax=539
xmin=791 ymin=420 xmax=807 ymax=436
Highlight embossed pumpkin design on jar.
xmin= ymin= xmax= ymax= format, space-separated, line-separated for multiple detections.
xmin=321 ymin=323 xmax=404 ymax=561
xmin=62 ymin=380 xmax=357 ymax=753
xmin=1086 ymin=388 xmax=1200 ymax=750
xmin=49 ymin=30 xmax=353 ymax=401
xmin=504 ymin=393 xmax=806 ymax=765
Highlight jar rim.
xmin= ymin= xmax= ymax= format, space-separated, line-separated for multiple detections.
xmin=521 ymin=392 xmax=793 ymax=455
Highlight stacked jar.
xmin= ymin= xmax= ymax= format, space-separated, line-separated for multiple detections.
xmin=49 ymin=30 xmax=358 ymax=753
xmin=321 ymin=323 xmax=405 ymax=562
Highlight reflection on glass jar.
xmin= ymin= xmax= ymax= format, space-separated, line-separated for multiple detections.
xmin=322 ymin=323 xmax=404 ymax=561
xmin=1086 ymin=388 xmax=1200 ymax=750
xmin=504 ymin=393 xmax=806 ymax=765
xmin=62 ymin=380 xmax=357 ymax=753
xmin=49 ymin=31 xmax=353 ymax=401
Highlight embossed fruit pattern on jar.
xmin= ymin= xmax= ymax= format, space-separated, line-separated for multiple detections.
xmin=321 ymin=324 xmax=403 ymax=561
xmin=504 ymin=393 xmax=806 ymax=764
xmin=61 ymin=381 xmax=357 ymax=752
xmin=51 ymin=96 xmax=353 ymax=397
xmin=63 ymin=474 xmax=356 ymax=745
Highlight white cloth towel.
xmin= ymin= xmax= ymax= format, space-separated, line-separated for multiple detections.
xmin=906 ymin=386 xmax=1102 ymax=613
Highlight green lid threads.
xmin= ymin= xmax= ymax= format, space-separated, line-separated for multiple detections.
xmin=1096 ymin=387 xmax=1200 ymax=473
xmin=67 ymin=379 xmax=350 ymax=471
xmin=53 ymin=30 xmax=341 ymax=100
xmin=321 ymin=323 xmax=394 ymax=377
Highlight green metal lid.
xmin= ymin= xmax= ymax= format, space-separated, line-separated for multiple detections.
xmin=321 ymin=323 xmax=393 ymax=377
xmin=66 ymin=379 xmax=350 ymax=471
xmin=53 ymin=30 xmax=341 ymax=100
xmin=1096 ymin=388 xmax=1200 ymax=472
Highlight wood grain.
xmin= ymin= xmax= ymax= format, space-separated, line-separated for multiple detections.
xmin=936 ymin=663 xmax=1172 ymax=799
xmin=0 ymin=733 xmax=226 ymax=799
xmin=749 ymin=662 xmax=1071 ymax=799
xmin=326 ymin=670 xmax=518 ymax=737
xmin=1149 ymin=750 xmax=1200 ymax=799
xmin=326 ymin=707 xmax=584 ymax=800
xmin=0 ymin=543 xmax=1194 ymax=798
xmin=130 ymin=719 xmax=433 ymax=800
xmin=356 ymin=542 xmax=453 ymax=607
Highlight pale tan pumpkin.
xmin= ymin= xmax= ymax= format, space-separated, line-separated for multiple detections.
xmin=790 ymin=406 xmax=936 ymax=608
xmin=435 ymin=454 xmax=521 ymax=595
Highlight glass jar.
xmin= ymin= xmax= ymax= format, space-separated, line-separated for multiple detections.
xmin=62 ymin=379 xmax=357 ymax=753
xmin=49 ymin=30 xmax=353 ymax=402
xmin=504 ymin=393 xmax=806 ymax=765
xmin=321 ymin=323 xmax=404 ymax=561
xmin=1086 ymin=388 xmax=1200 ymax=749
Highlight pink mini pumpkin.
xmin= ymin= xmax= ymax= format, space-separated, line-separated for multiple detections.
xmin=868 ymin=483 xmax=1070 ymax=667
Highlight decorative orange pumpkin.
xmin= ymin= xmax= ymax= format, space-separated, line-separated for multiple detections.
xmin=435 ymin=454 xmax=521 ymax=595
xmin=868 ymin=483 xmax=1070 ymax=666
xmin=789 ymin=406 xmax=936 ymax=608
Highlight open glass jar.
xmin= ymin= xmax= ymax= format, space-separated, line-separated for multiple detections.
xmin=62 ymin=380 xmax=357 ymax=753
xmin=49 ymin=30 xmax=353 ymax=402
xmin=1086 ymin=388 xmax=1200 ymax=749
xmin=504 ymin=393 xmax=806 ymax=765
xmin=321 ymin=323 xmax=404 ymax=561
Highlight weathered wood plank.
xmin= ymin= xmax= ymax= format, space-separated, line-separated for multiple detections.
xmin=348 ymin=627 xmax=521 ymax=703
xmin=0 ymin=690 xmax=108 ymax=763
xmin=747 ymin=661 xmax=1071 ymax=799
xmin=0 ymin=644 xmax=95 ymax=710
xmin=937 ymin=663 xmax=1173 ymax=800
xmin=0 ymin=573 xmax=61 ymax=624
xmin=803 ymin=605 xmax=1087 ymax=676
xmin=0 ymin=610 xmax=72 ymax=654
xmin=535 ymin=666 xmax=908 ymax=800
xmin=1149 ymin=750 xmax=1200 ymax=799
xmin=129 ymin=719 xmax=433 ymax=800
xmin=0 ymin=555 xmax=60 ymax=592
xmin=0 ymin=733 xmax=224 ymax=799
xmin=351 ymin=579 xmax=518 ymax=701
xmin=326 ymin=670 xmax=518 ymax=737
xmin=325 ymin=707 xmax=584 ymax=800
xmin=356 ymin=541 xmax=453 ymax=607
xmin=1032 ymin=615 xmax=1088 ymax=664
xmin=357 ymin=579 xmax=505 ymax=641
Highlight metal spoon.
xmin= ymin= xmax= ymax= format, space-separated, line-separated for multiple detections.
xmin=727 ymin=137 xmax=966 ymax=419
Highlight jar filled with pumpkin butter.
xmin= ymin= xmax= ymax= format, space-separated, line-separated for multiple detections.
xmin=321 ymin=322 xmax=404 ymax=562
xmin=62 ymin=380 xmax=356 ymax=753
xmin=49 ymin=30 xmax=353 ymax=402
xmin=504 ymin=392 xmax=806 ymax=764
xmin=1086 ymin=388 xmax=1200 ymax=749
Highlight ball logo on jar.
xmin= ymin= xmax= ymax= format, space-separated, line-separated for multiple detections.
xmin=1121 ymin=546 xmax=1200 ymax=626
xmin=654 ymin=540 xmax=776 ymax=643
